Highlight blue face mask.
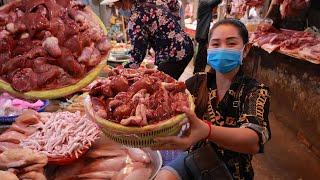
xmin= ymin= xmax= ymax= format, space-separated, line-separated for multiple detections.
xmin=207 ymin=48 xmax=242 ymax=74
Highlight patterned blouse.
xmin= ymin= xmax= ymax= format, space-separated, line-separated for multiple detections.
xmin=186 ymin=70 xmax=271 ymax=180
xmin=125 ymin=0 xmax=194 ymax=68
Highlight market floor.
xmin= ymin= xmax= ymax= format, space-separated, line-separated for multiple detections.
xmin=179 ymin=60 xmax=320 ymax=180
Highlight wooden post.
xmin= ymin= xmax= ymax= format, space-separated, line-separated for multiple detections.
xmin=121 ymin=16 xmax=128 ymax=43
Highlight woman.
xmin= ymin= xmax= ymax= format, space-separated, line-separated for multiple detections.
xmin=194 ymin=0 xmax=221 ymax=74
xmin=116 ymin=0 xmax=194 ymax=80
xmin=154 ymin=19 xmax=271 ymax=180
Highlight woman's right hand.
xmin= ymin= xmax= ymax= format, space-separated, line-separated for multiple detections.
xmin=152 ymin=107 xmax=209 ymax=150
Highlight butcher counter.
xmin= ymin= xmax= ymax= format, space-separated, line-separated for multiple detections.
xmin=244 ymin=46 xmax=320 ymax=158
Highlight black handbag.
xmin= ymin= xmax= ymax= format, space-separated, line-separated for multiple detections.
xmin=184 ymin=143 xmax=233 ymax=180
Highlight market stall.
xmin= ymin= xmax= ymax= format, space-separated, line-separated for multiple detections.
xmin=0 ymin=0 xmax=195 ymax=179
xmin=238 ymin=0 xmax=320 ymax=157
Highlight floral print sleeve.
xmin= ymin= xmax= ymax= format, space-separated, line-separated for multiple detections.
xmin=126 ymin=10 xmax=149 ymax=68
xmin=238 ymin=84 xmax=271 ymax=153
xmin=125 ymin=1 xmax=193 ymax=68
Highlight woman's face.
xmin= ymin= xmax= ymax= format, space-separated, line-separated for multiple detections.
xmin=208 ymin=24 xmax=244 ymax=51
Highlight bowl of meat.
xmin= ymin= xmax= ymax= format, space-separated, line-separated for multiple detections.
xmin=0 ymin=0 xmax=111 ymax=100
xmin=50 ymin=136 xmax=162 ymax=179
xmin=3 ymin=110 xmax=102 ymax=165
xmin=84 ymin=66 xmax=195 ymax=148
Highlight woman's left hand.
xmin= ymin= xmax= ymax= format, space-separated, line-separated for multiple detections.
xmin=152 ymin=107 xmax=210 ymax=150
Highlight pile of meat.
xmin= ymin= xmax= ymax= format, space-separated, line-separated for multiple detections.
xmin=0 ymin=0 xmax=110 ymax=92
xmin=0 ymin=110 xmax=100 ymax=161
xmin=250 ymin=26 xmax=320 ymax=64
xmin=0 ymin=148 xmax=47 ymax=180
xmin=20 ymin=111 xmax=101 ymax=159
xmin=0 ymin=110 xmax=42 ymax=153
xmin=279 ymin=0 xmax=310 ymax=18
xmin=89 ymin=66 xmax=190 ymax=126
xmin=230 ymin=0 xmax=264 ymax=17
xmin=52 ymin=137 xmax=153 ymax=180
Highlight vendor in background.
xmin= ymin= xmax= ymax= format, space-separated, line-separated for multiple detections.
xmin=154 ymin=19 xmax=271 ymax=180
xmin=114 ymin=0 xmax=194 ymax=80
xmin=193 ymin=0 xmax=221 ymax=74
xmin=266 ymin=0 xmax=310 ymax=31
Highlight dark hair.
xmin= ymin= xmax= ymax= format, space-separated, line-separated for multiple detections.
xmin=195 ymin=19 xmax=248 ymax=118
xmin=209 ymin=18 xmax=249 ymax=44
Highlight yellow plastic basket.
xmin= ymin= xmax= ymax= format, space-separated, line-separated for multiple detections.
xmin=84 ymin=91 xmax=195 ymax=148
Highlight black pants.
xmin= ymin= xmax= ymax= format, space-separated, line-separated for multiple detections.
xmin=193 ymin=40 xmax=208 ymax=74
xmin=158 ymin=50 xmax=193 ymax=80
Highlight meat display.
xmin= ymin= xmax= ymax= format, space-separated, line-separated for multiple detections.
xmin=279 ymin=0 xmax=310 ymax=18
xmin=230 ymin=0 xmax=264 ymax=18
xmin=0 ymin=110 xmax=41 ymax=152
xmin=89 ymin=66 xmax=191 ymax=126
xmin=51 ymin=137 xmax=154 ymax=180
xmin=0 ymin=148 xmax=48 ymax=180
xmin=250 ymin=26 xmax=320 ymax=64
xmin=20 ymin=111 xmax=101 ymax=160
xmin=0 ymin=0 xmax=110 ymax=93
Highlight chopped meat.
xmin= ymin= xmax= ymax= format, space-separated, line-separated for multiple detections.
xmin=81 ymin=156 xmax=128 ymax=173
xmin=108 ymin=99 xmax=123 ymax=110
xmin=0 ymin=56 xmax=26 ymax=75
xmin=127 ymin=148 xmax=150 ymax=163
xmin=0 ymin=30 xmax=9 ymax=40
xmin=23 ymin=12 xmax=49 ymax=37
xmin=0 ymin=36 xmax=16 ymax=52
xmin=110 ymin=76 xmax=129 ymax=94
xmin=25 ymin=46 xmax=47 ymax=59
xmin=49 ymin=17 xmax=65 ymax=43
xmin=56 ymin=0 xmax=73 ymax=8
xmin=21 ymin=0 xmax=46 ymax=13
xmin=128 ymin=77 xmax=153 ymax=95
xmin=0 ymin=170 xmax=19 ymax=180
xmin=64 ymin=35 xmax=83 ymax=55
xmin=20 ymin=111 xmax=100 ymax=159
xmin=90 ymin=82 xmax=114 ymax=98
xmin=0 ymin=142 xmax=20 ymax=153
xmin=0 ymin=131 xmax=27 ymax=144
xmin=11 ymin=68 xmax=38 ymax=92
xmin=78 ymin=45 xmax=94 ymax=63
xmin=88 ymin=48 xmax=101 ymax=66
xmin=91 ymin=97 xmax=108 ymax=118
xmin=57 ymin=53 xmax=85 ymax=78
xmin=0 ymin=0 xmax=110 ymax=92
xmin=0 ymin=148 xmax=47 ymax=169
xmin=42 ymin=36 xmax=62 ymax=57
xmin=12 ymin=39 xmax=42 ymax=56
xmin=77 ymin=171 xmax=116 ymax=179
xmin=20 ymin=33 xmax=29 ymax=39
xmin=19 ymin=171 xmax=46 ymax=180
xmin=97 ymin=37 xmax=111 ymax=53
xmin=63 ymin=17 xmax=80 ymax=40
xmin=114 ymin=103 xmax=133 ymax=120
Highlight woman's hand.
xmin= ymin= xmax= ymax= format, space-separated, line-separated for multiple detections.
xmin=152 ymin=107 xmax=209 ymax=150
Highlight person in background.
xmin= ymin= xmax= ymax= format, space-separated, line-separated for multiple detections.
xmin=266 ymin=0 xmax=310 ymax=31
xmin=115 ymin=0 xmax=193 ymax=80
xmin=154 ymin=19 xmax=271 ymax=180
xmin=193 ymin=0 xmax=221 ymax=74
